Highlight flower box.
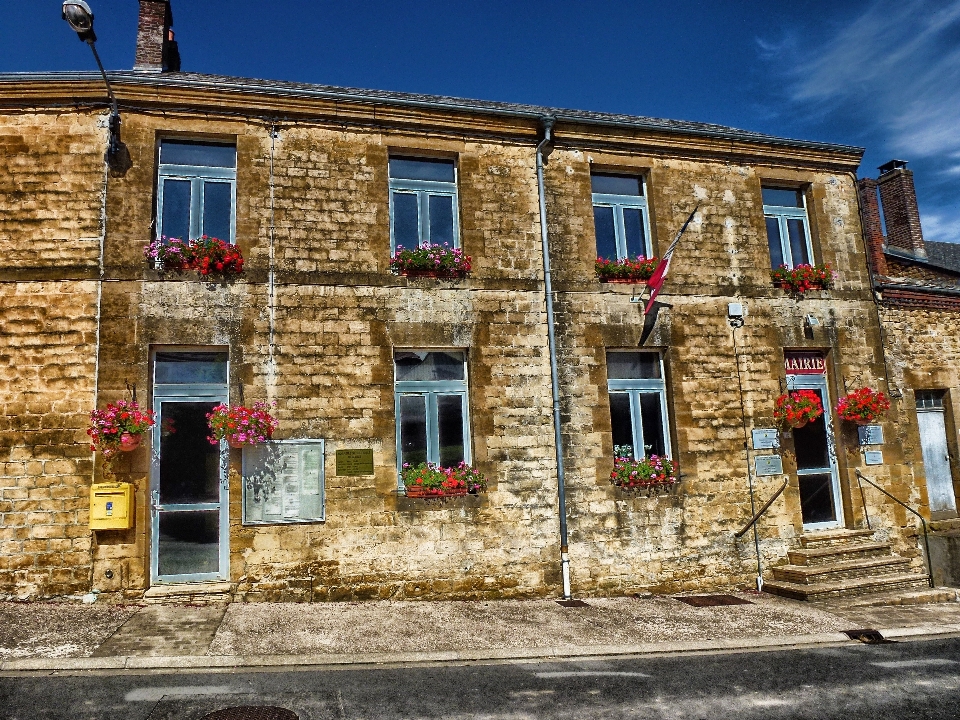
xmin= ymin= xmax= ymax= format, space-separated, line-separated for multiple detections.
xmin=88 ymin=400 xmax=155 ymax=458
xmin=401 ymin=462 xmax=487 ymax=498
xmin=405 ymin=487 xmax=468 ymax=499
xmin=144 ymin=236 xmax=244 ymax=278
xmin=610 ymin=454 xmax=677 ymax=492
xmin=596 ymin=256 xmax=659 ymax=283
xmin=837 ymin=388 xmax=890 ymax=425
xmin=391 ymin=244 xmax=471 ymax=278
xmin=771 ymin=263 xmax=834 ymax=295
xmin=400 ymin=270 xmax=462 ymax=280
xmin=774 ymin=390 xmax=824 ymax=429
xmin=207 ymin=401 xmax=279 ymax=448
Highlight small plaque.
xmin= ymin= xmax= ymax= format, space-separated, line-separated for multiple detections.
xmin=752 ymin=428 xmax=780 ymax=450
xmin=336 ymin=448 xmax=375 ymax=476
xmin=858 ymin=425 xmax=884 ymax=446
xmin=864 ymin=450 xmax=884 ymax=466
xmin=755 ymin=455 xmax=784 ymax=476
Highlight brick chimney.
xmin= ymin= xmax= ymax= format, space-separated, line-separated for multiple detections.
xmin=134 ymin=1 xmax=180 ymax=72
xmin=857 ymin=178 xmax=888 ymax=276
xmin=877 ymin=159 xmax=926 ymax=258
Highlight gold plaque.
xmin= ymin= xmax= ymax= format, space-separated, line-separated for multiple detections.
xmin=336 ymin=448 xmax=375 ymax=476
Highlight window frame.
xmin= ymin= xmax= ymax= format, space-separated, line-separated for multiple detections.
xmin=388 ymin=157 xmax=460 ymax=253
xmin=606 ymin=351 xmax=672 ymax=460
xmin=762 ymin=186 xmax=813 ymax=270
xmin=156 ymin=141 xmax=238 ymax=244
xmin=591 ymin=174 xmax=653 ymax=261
xmin=394 ymin=350 xmax=471 ymax=486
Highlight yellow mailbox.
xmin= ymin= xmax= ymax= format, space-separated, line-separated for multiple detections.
xmin=90 ymin=482 xmax=134 ymax=530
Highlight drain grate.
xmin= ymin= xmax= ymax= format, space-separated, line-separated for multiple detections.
xmin=844 ymin=629 xmax=893 ymax=644
xmin=202 ymin=707 xmax=299 ymax=720
xmin=674 ymin=594 xmax=753 ymax=607
xmin=556 ymin=599 xmax=590 ymax=607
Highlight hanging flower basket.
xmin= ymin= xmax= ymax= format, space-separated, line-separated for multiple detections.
xmin=144 ymin=236 xmax=244 ymax=278
xmin=836 ymin=388 xmax=890 ymax=425
xmin=401 ymin=462 xmax=487 ymax=498
xmin=774 ymin=390 xmax=824 ymax=429
xmin=207 ymin=401 xmax=279 ymax=448
xmin=390 ymin=244 xmax=471 ymax=279
xmin=610 ymin=454 xmax=677 ymax=494
xmin=771 ymin=263 xmax=834 ymax=295
xmin=595 ymin=256 xmax=659 ymax=283
xmin=88 ymin=400 xmax=156 ymax=457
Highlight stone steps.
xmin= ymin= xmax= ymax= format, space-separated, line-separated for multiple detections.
xmin=798 ymin=529 xmax=876 ymax=549
xmin=788 ymin=541 xmax=893 ymax=566
xmin=142 ymin=581 xmax=233 ymax=605
xmin=772 ymin=555 xmax=911 ymax=585
xmin=764 ymin=572 xmax=930 ymax=601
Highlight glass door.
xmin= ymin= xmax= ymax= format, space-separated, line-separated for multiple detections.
xmin=789 ymin=373 xmax=843 ymax=529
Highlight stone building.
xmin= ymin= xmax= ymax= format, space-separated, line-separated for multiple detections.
xmin=0 ymin=0 xmax=940 ymax=601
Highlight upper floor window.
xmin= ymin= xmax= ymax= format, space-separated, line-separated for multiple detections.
xmin=157 ymin=140 xmax=237 ymax=244
xmin=394 ymin=350 xmax=470 ymax=480
xmin=762 ymin=186 xmax=812 ymax=269
xmin=592 ymin=173 xmax=652 ymax=260
xmin=389 ymin=157 xmax=459 ymax=252
xmin=607 ymin=351 xmax=671 ymax=460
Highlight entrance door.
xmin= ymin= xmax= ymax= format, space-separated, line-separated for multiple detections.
xmin=789 ymin=373 xmax=843 ymax=529
xmin=917 ymin=391 xmax=956 ymax=515
xmin=150 ymin=351 xmax=229 ymax=584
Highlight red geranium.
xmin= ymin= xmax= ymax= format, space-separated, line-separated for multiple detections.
xmin=771 ymin=263 xmax=834 ymax=295
xmin=774 ymin=390 xmax=824 ymax=429
xmin=144 ymin=235 xmax=244 ymax=277
xmin=836 ymin=388 xmax=890 ymax=424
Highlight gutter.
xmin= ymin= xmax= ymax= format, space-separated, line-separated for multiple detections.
xmin=535 ymin=116 xmax=572 ymax=600
xmin=875 ymin=282 xmax=960 ymax=298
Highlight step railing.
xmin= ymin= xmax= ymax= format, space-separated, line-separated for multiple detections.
xmin=735 ymin=479 xmax=788 ymax=540
xmin=855 ymin=469 xmax=934 ymax=588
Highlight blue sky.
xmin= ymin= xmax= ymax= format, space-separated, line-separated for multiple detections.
xmin=3 ymin=0 xmax=959 ymax=242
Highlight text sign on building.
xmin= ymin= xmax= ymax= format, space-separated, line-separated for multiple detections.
xmin=752 ymin=428 xmax=780 ymax=450
xmin=336 ymin=448 xmax=375 ymax=476
xmin=858 ymin=425 xmax=884 ymax=446
xmin=784 ymin=352 xmax=826 ymax=375
xmin=242 ymin=439 xmax=325 ymax=525
xmin=864 ymin=450 xmax=884 ymax=466
xmin=755 ymin=455 xmax=784 ymax=476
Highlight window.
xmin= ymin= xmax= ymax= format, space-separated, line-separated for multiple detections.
xmin=389 ymin=157 xmax=459 ymax=252
xmin=592 ymin=173 xmax=652 ymax=260
xmin=394 ymin=350 xmax=470 ymax=480
xmin=607 ymin=351 xmax=671 ymax=460
xmin=762 ymin=186 xmax=812 ymax=269
xmin=157 ymin=140 xmax=237 ymax=243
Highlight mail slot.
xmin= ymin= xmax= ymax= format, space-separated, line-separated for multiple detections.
xmin=90 ymin=482 xmax=134 ymax=530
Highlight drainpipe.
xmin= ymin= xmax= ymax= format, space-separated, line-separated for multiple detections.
xmin=535 ymin=116 xmax=572 ymax=600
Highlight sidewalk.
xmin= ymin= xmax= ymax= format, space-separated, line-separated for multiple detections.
xmin=3 ymin=590 xmax=960 ymax=672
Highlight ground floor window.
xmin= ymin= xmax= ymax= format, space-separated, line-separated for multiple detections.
xmin=606 ymin=351 xmax=670 ymax=459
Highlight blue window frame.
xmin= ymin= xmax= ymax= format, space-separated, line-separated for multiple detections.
xmin=394 ymin=350 xmax=471 ymax=484
xmin=157 ymin=140 xmax=237 ymax=244
xmin=607 ymin=351 xmax=671 ymax=460
xmin=592 ymin=173 xmax=653 ymax=261
xmin=762 ymin=186 xmax=813 ymax=269
xmin=389 ymin=157 xmax=459 ymax=252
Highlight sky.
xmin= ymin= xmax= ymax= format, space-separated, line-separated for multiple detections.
xmin=2 ymin=0 xmax=959 ymax=243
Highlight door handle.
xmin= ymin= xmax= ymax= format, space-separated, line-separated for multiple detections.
xmin=151 ymin=490 xmax=160 ymax=512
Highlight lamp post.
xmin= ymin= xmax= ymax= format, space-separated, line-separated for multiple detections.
xmin=62 ymin=1 xmax=129 ymax=173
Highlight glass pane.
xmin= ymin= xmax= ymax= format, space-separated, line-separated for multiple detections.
xmin=798 ymin=473 xmax=836 ymax=525
xmin=392 ymin=192 xmax=420 ymax=250
xmin=428 ymin=194 xmax=455 ymax=247
xmin=794 ymin=393 xmax=830 ymax=470
xmin=593 ymin=205 xmax=618 ymax=260
xmin=159 ymin=402 xmax=221 ymax=504
xmin=762 ymin=187 xmax=803 ymax=208
xmin=609 ymin=393 xmax=634 ymax=458
xmin=395 ymin=351 xmax=466 ymax=381
xmin=161 ymin=141 xmax=237 ymax=168
xmin=623 ymin=208 xmax=647 ymax=258
xmin=157 ymin=510 xmax=220 ymax=577
xmin=399 ymin=395 xmax=428 ymax=468
xmin=160 ymin=179 xmax=191 ymax=241
xmin=591 ymin=174 xmax=642 ymax=196
xmin=389 ymin=157 xmax=455 ymax=182
xmin=639 ymin=393 xmax=667 ymax=457
xmin=437 ymin=395 xmax=465 ymax=467
xmin=765 ymin=216 xmax=784 ymax=269
xmin=155 ymin=352 xmax=228 ymax=385
xmin=202 ymin=182 xmax=232 ymax=241
xmin=606 ymin=352 xmax=661 ymax=380
xmin=916 ymin=391 xmax=945 ymax=410
xmin=787 ymin=218 xmax=810 ymax=266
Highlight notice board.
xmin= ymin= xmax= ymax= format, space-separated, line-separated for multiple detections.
xmin=242 ymin=439 xmax=325 ymax=525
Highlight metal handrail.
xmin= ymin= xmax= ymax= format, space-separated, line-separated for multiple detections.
xmin=735 ymin=479 xmax=788 ymax=539
xmin=855 ymin=469 xmax=934 ymax=588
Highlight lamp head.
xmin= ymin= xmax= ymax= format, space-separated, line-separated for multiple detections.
xmin=63 ymin=1 xmax=97 ymax=43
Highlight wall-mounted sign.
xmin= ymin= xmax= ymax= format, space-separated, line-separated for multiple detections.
xmin=336 ymin=448 xmax=375 ymax=476
xmin=864 ymin=450 xmax=884 ymax=466
xmin=752 ymin=428 xmax=780 ymax=450
xmin=755 ymin=455 xmax=784 ymax=476
xmin=858 ymin=425 xmax=884 ymax=446
xmin=784 ymin=352 xmax=826 ymax=375
xmin=242 ymin=439 xmax=325 ymax=525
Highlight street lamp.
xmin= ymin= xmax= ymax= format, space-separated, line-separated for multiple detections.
xmin=62 ymin=1 xmax=130 ymax=174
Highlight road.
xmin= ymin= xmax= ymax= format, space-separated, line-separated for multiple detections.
xmin=2 ymin=636 xmax=960 ymax=719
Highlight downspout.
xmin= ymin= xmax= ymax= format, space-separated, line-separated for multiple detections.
xmin=535 ymin=116 xmax=572 ymax=600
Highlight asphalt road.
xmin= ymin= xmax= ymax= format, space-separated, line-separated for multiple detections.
xmin=2 ymin=636 xmax=960 ymax=719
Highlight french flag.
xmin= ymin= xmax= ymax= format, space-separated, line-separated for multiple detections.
xmin=645 ymin=204 xmax=700 ymax=314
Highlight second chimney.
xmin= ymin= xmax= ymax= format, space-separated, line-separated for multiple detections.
xmin=134 ymin=0 xmax=180 ymax=72
xmin=877 ymin=159 xmax=926 ymax=259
